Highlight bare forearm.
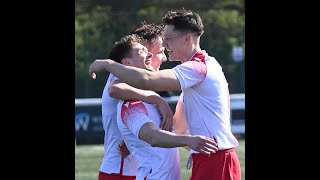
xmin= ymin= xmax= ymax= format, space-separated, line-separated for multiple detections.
xmin=102 ymin=60 xmax=152 ymax=89
xmin=148 ymin=131 xmax=218 ymax=155
xmin=148 ymin=130 xmax=190 ymax=148
xmin=139 ymin=123 xmax=218 ymax=154
xmin=109 ymin=82 xmax=163 ymax=104
xmin=110 ymin=80 xmax=173 ymax=131
xmin=89 ymin=59 xmax=181 ymax=91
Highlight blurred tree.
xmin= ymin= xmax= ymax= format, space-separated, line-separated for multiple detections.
xmin=75 ymin=0 xmax=245 ymax=98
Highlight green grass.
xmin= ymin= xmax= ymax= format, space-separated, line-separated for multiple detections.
xmin=75 ymin=139 xmax=245 ymax=180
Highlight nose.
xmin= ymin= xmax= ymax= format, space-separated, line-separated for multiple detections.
xmin=162 ymin=54 xmax=167 ymax=62
xmin=147 ymin=52 xmax=153 ymax=59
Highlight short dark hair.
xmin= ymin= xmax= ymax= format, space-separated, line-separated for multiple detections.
xmin=129 ymin=21 xmax=164 ymax=47
xmin=162 ymin=9 xmax=204 ymax=36
xmin=108 ymin=34 xmax=145 ymax=64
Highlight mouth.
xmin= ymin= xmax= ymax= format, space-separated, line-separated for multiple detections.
xmin=145 ymin=59 xmax=152 ymax=66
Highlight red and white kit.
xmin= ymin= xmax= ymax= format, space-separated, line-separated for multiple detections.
xmin=99 ymin=74 xmax=137 ymax=180
xmin=117 ymin=99 xmax=180 ymax=180
xmin=172 ymin=51 xmax=241 ymax=180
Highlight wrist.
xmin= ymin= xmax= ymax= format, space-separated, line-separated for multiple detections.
xmin=181 ymin=135 xmax=190 ymax=147
xmin=104 ymin=59 xmax=112 ymax=70
xmin=148 ymin=94 xmax=162 ymax=105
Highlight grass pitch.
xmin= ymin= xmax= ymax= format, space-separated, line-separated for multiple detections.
xmin=75 ymin=138 xmax=245 ymax=180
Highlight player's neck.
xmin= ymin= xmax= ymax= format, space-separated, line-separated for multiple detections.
xmin=182 ymin=46 xmax=202 ymax=63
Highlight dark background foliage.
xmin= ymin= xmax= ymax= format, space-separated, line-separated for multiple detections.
xmin=75 ymin=0 xmax=245 ymax=98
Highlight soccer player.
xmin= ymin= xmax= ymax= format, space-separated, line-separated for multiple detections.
xmin=98 ymin=24 xmax=174 ymax=180
xmin=99 ymin=33 xmax=218 ymax=180
xmin=89 ymin=9 xmax=241 ymax=180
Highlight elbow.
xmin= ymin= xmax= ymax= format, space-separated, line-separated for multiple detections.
xmin=139 ymin=123 xmax=160 ymax=147
xmin=108 ymin=86 xmax=119 ymax=98
xmin=147 ymin=131 xmax=159 ymax=147
xmin=149 ymin=138 xmax=157 ymax=147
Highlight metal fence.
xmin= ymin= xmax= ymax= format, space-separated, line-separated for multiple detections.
xmin=75 ymin=94 xmax=245 ymax=144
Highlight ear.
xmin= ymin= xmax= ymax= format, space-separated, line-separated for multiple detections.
xmin=121 ymin=58 xmax=130 ymax=65
xmin=184 ymin=34 xmax=191 ymax=45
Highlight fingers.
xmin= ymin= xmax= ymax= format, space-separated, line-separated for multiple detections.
xmin=203 ymin=137 xmax=218 ymax=151
xmin=197 ymin=143 xmax=217 ymax=155
xmin=195 ymin=141 xmax=215 ymax=155
xmin=206 ymin=143 xmax=218 ymax=152
xmin=190 ymin=136 xmax=219 ymax=155
xmin=204 ymin=144 xmax=218 ymax=153
xmin=117 ymin=141 xmax=130 ymax=158
xmin=163 ymin=117 xmax=172 ymax=131
xmin=88 ymin=63 xmax=96 ymax=79
xmin=89 ymin=72 xmax=96 ymax=79
xmin=197 ymin=149 xmax=213 ymax=155
xmin=160 ymin=117 xmax=165 ymax=129
xmin=117 ymin=144 xmax=122 ymax=155
xmin=118 ymin=145 xmax=128 ymax=157
xmin=166 ymin=117 xmax=173 ymax=132
xmin=88 ymin=61 xmax=98 ymax=79
xmin=160 ymin=117 xmax=173 ymax=132
xmin=157 ymin=101 xmax=174 ymax=131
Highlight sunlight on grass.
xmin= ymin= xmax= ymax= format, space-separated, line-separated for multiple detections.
xmin=75 ymin=139 xmax=245 ymax=180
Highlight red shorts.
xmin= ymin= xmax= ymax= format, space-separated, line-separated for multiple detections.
xmin=189 ymin=148 xmax=241 ymax=180
xmin=98 ymin=171 xmax=136 ymax=180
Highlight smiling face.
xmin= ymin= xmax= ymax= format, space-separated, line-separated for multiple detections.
xmin=162 ymin=25 xmax=187 ymax=62
xmin=147 ymin=36 xmax=167 ymax=71
xmin=125 ymin=42 xmax=154 ymax=72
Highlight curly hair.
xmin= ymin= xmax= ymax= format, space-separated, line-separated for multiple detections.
xmin=129 ymin=21 xmax=164 ymax=46
xmin=162 ymin=9 xmax=204 ymax=36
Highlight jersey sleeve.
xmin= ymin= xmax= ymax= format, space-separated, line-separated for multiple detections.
xmin=171 ymin=61 xmax=207 ymax=89
xmin=110 ymin=73 xmax=119 ymax=82
xmin=120 ymin=100 xmax=152 ymax=138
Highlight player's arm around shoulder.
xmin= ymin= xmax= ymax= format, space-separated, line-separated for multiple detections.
xmin=144 ymin=69 xmax=181 ymax=92
xmin=109 ymin=79 xmax=173 ymax=131
xmin=108 ymin=79 xmax=152 ymax=100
